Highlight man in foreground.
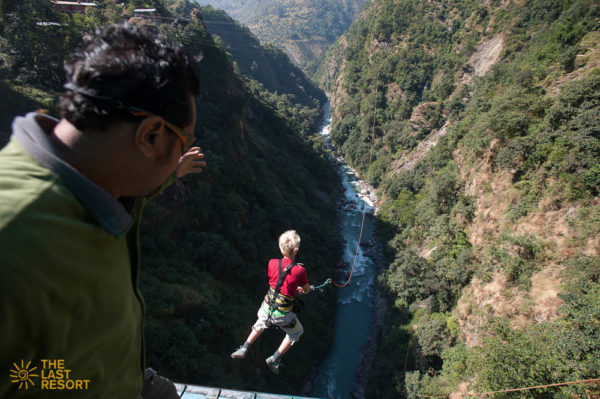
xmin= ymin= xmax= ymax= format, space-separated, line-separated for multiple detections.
xmin=0 ymin=23 xmax=204 ymax=398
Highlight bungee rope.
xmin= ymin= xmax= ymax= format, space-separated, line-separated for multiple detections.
xmin=313 ymin=69 xmax=380 ymax=292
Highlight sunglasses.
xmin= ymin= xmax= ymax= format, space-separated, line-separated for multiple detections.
xmin=127 ymin=106 xmax=193 ymax=151
xmin=62 ymin=83 xmax=193 ymax=149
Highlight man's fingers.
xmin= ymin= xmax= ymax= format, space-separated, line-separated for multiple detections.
xmin=183 ymin=152 xmax=204 ymax=160
xmin=184 ymin=146 xmax=202 ymax=154
xmin=182 ymin=147 xmax=204 ymax=158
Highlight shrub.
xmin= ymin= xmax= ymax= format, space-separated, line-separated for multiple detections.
xmin=557 ymin=254 xmax=600 ymax=381
xmin=473 ymin=318 xmax=568 ymax=398
xmin=385 ymin=249 xmax=430 ymax=307
xmin=405 ymin=371 xmax=422 ymax=399
xmin=416 ymin=314 xmax=451 ymax=358
xmin=379 ymin=189 xmax=417 ymax=230
xmin=495 ymin=136 xmax=536 ymax=171
xmin=559 ymin=45 xmax=579 ymax=72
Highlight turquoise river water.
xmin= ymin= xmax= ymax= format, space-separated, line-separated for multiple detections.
xmin=310 ymin=103 xmax=376 ymax=399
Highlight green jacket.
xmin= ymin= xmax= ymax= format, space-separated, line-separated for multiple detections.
xmin=0 ymin=113 xmax=165 ymax=398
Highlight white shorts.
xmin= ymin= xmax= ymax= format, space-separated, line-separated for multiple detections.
xmin=252 ymin=302 xmax=304 ymax=342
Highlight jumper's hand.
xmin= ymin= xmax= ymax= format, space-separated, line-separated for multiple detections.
xmin=176 ymin=147 xmax=206 ymax=178
xmin=297 ymin=286 xmax=306 ymax=295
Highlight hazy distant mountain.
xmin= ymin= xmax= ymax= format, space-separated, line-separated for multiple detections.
xmin=200 ymin=6 xmax=325 ymax=108
xmin=195 ymin=0 xmax=368 ymax=72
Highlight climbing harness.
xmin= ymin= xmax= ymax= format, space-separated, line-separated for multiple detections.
xmin=263 ymin=259 xmax=305 ymax=329
xmin=313 ymin=69 xmax=381 ymax=291
xmin=264 ymin=259 xmax=297 ymax=313
xmin=265 ymin=286 xmax=295 ymax=313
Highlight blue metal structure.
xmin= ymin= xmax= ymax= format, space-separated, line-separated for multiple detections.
xmin=174 ymin=383 xmax=323 ymax=399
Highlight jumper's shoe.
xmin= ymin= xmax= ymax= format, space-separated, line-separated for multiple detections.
xmin=230 ymin=347 xmax=247 ymax=359
xmin=265 ymin=356 xmax=280 ymax=374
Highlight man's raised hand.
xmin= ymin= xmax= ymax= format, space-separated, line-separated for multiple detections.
xmin=176 ymin=147 xmax=206 ymax=178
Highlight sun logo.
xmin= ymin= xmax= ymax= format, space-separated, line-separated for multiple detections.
xmin=9 ymin=360 xmax=39 ymax=390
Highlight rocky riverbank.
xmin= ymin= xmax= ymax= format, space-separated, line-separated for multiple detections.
xmin=335 ymin=154 xmax=387 ymax=399
xmin=351 ymin=235 xmax=388 ymax=399
xmin=341 ymin=160 xmax=380 ymax=215
xmin=310 ymin=99 xmax=388 ymax=398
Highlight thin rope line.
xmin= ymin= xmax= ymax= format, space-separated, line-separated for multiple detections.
xmin=332 ymin=68 xmax=379 ymax=288
xmin=469 ymin=377 xmax=600 ymax=397
xmin=415 ymin=377 xmax=600 ymax=398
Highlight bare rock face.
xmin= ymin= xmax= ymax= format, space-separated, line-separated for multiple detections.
xmin=460 ymin=34 xmax=505 ymax=85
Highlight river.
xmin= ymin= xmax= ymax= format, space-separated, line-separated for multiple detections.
xmin=310 ymin=102 xmax=378 ymax=399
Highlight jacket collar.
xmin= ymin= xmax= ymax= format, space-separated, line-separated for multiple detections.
xmin=12 ymin=112 xmax=133 ymax=237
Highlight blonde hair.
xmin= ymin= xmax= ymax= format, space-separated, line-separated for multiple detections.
xmin=279 ymin=230 xmax=301 ymax=258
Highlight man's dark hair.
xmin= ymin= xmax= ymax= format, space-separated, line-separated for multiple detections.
xmin=58 ymin=23 xmax=200 ymax=131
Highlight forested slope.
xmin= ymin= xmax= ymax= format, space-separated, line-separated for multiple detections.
xmin=0 ymin=0 xmax=342 ymax=394
xmin=200 ymin=5 xmax=325 ymax=109
xmin=316 ymin=0 xmax=600 ymax=397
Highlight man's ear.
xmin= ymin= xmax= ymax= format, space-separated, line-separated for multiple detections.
xmin=134 ymin=116 xmax=165 ymax=157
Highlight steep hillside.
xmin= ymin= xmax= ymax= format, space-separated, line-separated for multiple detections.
xmin=199 ymin=0 xmax=368 ymax=72
xmin=0 ymin=0 xmax=342 ymax=395
xmin=200 ymin=5 xmax=326 ymax=109
xmin=317 ymin=0 xmax=600 ymax=397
